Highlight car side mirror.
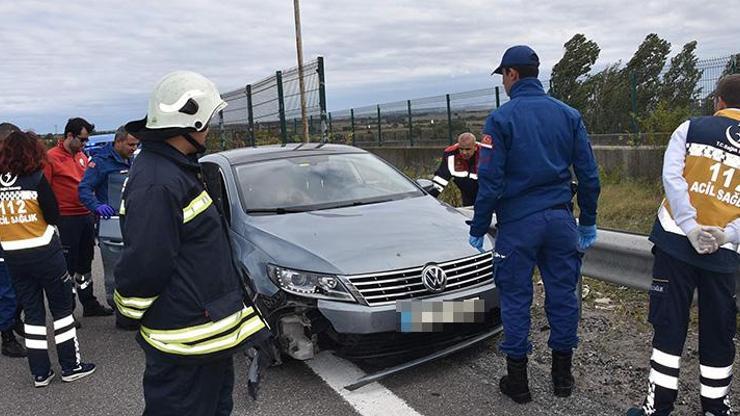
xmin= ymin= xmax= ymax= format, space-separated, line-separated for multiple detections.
xmin=416 ymin=179 xmax=435 ymax=193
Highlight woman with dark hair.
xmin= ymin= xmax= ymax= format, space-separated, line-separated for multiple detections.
xmin=0 ymin=130 xmax=95 ymax=387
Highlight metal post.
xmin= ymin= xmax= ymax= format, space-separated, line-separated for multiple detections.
xmin=317 ymin=56 xmax=328 ymax=142
xmin=309 ymin=115 xmax=314 ymax=135
xmin=218 ymin=110 xmax=225 ymax=151
xmin=328 ymin=112 xmax=333 ymax=136
xmin=276 ymin=71 xmax=288 ymax=145
xmin=293 ymin=0 xmax=309 ymax=143
xmin=495 ymin=87 xmax=501 ymax=108
xmin=246 ymin=84 xmax=255 ymax=147
xmin=630 ymin=71 xmax=639 ymax=139
xmin=350 ymin=108 xmax=356 ymax=146
xmin=446 ymin=94 xmax=453 ymax=145
xmin=377 ymin=105 xmax=382 ymax=146
xmin=407 ymin=100 xmax=413 ymax=147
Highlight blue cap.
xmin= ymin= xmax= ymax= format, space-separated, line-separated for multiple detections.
xmin=492 ymin=45 xmax=540 ymax=75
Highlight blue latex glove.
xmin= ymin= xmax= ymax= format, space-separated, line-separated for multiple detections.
xmin=95 ymin=204 xmax=116 ymax=219
xmin=469 ymin=235 xmax=484 ymax=253
xmin=577 ymin=225 xmax=597 ymax=252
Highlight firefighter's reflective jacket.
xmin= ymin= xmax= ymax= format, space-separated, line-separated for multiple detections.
xmin=114 ymin=141 xmax=268 ymax=362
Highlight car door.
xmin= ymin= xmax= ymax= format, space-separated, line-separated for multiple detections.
xmin=97 ymin=171 xmax=127 ymax=279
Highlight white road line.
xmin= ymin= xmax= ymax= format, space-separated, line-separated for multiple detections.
xmin=306 ymin=351 xmax=424 ymax=416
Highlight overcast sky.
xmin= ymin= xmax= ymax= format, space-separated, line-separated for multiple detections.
xmin=1 ymin=0 xmax=738 ymax=133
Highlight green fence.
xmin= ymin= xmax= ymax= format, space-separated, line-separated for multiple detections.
xmin=327 ymin=53 xmax=738 ymax=147
xmin=211 ymin=57 xmax=327 ymax=151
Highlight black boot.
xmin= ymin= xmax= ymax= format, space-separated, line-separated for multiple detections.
xmin=82 ymin=300 xmax=114 ymax=317
xmin=552 ymin=350 xmax=575 ymax=397
xmin=499 ymin=356 xmax=532 ymax=404
xmin=2 ymin=329 xmax=27 ymax=358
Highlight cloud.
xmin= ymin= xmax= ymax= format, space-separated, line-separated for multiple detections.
xmin=1 ymin=0 xmax=737 ymax=132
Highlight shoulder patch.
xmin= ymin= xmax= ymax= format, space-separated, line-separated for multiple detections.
xmin=87 ymin=159 xmax=96 ymax=168
xmin=480 ymin=134 xmax=493 ymax=149
xmin=444 ymin=143 xmax=459 ymax=153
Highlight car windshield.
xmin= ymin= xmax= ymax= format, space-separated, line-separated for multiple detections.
xmin=235 ymin=153 xmax=423 ymax=214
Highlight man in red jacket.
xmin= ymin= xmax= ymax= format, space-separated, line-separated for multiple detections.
xmin=44 ymin=118 xmax=112 ymax=318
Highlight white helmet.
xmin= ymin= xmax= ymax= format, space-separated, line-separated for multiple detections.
xmin=128 ymin=71 xmax=227 ymax=136
xmin=147 ymin=71 xmax=227 ymax=131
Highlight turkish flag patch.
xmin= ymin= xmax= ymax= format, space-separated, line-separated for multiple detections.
xmin=88 ymin=160 xmax=96 ymax=168
xmin=481 ymin=134 xmax=493 ymax=148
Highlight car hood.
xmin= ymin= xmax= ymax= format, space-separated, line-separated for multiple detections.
xmin=242 ymin=196 xmax=493 ymax=276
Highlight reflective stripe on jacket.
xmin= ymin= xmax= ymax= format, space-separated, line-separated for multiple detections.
xmin=114 ymin=141 xmax=268 ymax=362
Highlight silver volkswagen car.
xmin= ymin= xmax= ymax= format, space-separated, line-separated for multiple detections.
xmin=100 ymin=143 xmax=499 ymax=361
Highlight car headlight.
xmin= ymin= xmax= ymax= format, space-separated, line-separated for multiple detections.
xmin=267 ymin=265 xmax=356 ymax=302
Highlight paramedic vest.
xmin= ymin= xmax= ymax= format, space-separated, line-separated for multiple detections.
xmin=650 ymin=110 xmax=740 ymax=273
xmin=0 ymin=171 xmax=55 ymax=252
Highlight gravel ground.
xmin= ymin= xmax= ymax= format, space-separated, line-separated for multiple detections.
xmin=532 ymin=276 xmax=740 ymax=415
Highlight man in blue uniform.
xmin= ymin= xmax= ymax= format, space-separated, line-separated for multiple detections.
xmin=78 ymin=126 xmax=138 ymax=310
xmin=117 ymin=71 xmax=269 ymax=415
xmin=469 ymin=45 xmax=601 ymax=404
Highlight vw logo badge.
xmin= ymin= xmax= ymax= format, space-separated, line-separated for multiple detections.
xmin=421 ymin=264 xmax=447 ymax=293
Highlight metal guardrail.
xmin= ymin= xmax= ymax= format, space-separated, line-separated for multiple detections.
xmin=456 ymin=208 xmax=740 ymax=308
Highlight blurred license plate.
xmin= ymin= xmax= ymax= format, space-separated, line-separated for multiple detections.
xmin=396 ymin=298 xmax=485 ymax=333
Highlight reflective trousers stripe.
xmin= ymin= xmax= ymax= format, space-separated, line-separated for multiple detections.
xmin=55 ymin=327 xmax=76 ymax=344
xmin=649 ymin=368 xmax=678 ymax=390
xmin=701 ymin=384 xmax=730 ymax=399
xmin=53 ymin=315 xmax=74 ymax=330
xmin=24 ymin=324 xmax=46 ymax=336
xmin=25 ymin=339 xmax=48 ymax=350
xmin=651 ymin=348 xmax=680 ymax=369
xmin=700 ymin=364 xmax=733 ymax=380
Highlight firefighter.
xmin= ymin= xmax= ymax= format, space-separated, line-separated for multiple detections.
xmin=116 ymin=71 xmax=269 ymax=415
xmin=628 ymin=75 xmax=740 ymax=416
xmin=428 ymin=132 xmax=480 ymax=206
xmin=0 ymin=130 xmax=95 ymax=387
xmin=469 ymin=45 xmax=601 ymax=404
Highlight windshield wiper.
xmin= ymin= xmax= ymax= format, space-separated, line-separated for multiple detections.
xmin=317 ymin=198 xmax=393 ymax=210
xmin=246 ymin=207 xmax=309 ymax=215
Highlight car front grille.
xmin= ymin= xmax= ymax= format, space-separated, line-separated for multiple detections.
xmin=344 ymin=251 xmax=494 ymax=306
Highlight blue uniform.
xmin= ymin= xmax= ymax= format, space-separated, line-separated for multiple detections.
xmin=78 ymin=143 xmax=130 ymax=212
xmin=470 ymin=78 xmax=600 ymax=358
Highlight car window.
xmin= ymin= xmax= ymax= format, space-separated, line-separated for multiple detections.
xmin=234 ymin=153 xmax=423 ymax=214
xmin=202 ymin=162 xmax=231 ymax=224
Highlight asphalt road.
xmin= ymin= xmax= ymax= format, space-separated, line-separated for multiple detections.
xmin=1 ymin=250 xmax=630 ymax=416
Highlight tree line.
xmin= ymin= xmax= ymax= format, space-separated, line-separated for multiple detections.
xmin=549 ymin=34 xmax=738 ymax=141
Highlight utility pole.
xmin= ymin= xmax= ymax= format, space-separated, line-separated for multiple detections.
xmin=293 ymin=0 xmax=309 ymax=143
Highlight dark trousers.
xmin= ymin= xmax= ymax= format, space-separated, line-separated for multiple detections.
xmin=493 ymin=207 xmax=581 ymax=358
xmin=58 ymin=214 xmax=97 ymax=307
xmin=640 ymin=247 xmax=736 ymax=416
xmin=0 ymin=260 xmax=16 ymax=331
xmin=6 ymin=239 xmax=80 ymax=376
xmin=143 ymin=354 xmax=235 ymax=416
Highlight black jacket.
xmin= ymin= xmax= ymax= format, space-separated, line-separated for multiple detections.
xmin=114 ymin=141 xmax=268 ymax=363
xmin=429 ymin=143 xmax=480 ymax=206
